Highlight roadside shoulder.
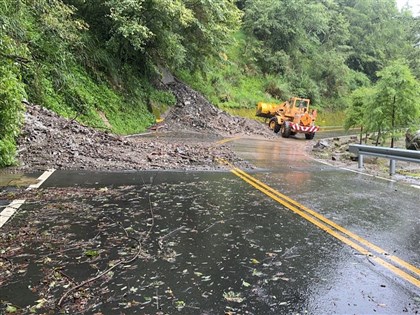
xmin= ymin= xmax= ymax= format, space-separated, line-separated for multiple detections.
xmin=308 ymin=136 xmax=420 ymax=187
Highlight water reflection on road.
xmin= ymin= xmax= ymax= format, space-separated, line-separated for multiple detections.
xmin=232 ymin=136 xmax=419 ymax=264
xmin=0 ymin=131 xmax=419 ymax=314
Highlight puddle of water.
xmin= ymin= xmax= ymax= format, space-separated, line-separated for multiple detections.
xmin=0 ymin=174 xmax=40 ymax=187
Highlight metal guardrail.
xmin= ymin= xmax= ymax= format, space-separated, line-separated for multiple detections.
xmin=348 ymin=144 xmax=420 ymax=175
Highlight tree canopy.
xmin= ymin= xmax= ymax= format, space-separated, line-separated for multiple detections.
xmin=241 ymin=0 xmax=418 ymax=105
xmin=345 ymin=61 xmax=420 ymax=146
xmin=0 ymin=0 xmax=419 ymax=165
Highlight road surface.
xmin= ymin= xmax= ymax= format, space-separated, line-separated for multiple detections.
xmin=0 ymin=132 xmax=419 ymax=314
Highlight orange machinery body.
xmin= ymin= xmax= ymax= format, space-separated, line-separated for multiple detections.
xmin=256 ymin=97 xmax=319 ymax=139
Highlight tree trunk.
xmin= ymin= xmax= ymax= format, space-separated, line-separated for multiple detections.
xmin=390 ymin=95 xmax=396 ymax=148
xmin=375 ymin=128 xmax=381 ymax=146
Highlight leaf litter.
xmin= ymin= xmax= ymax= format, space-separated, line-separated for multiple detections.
xmin=0 ymin=176 xmax=304 ymax=314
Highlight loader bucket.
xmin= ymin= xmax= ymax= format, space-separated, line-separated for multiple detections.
xmin=256 ymin=102 xmax=277 ymax=118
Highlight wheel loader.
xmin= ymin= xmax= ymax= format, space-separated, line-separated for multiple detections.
xmin=256 ymin=97 xmax=319 ymax=139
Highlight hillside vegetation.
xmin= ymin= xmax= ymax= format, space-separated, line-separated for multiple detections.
xmin=1 ymin=0 xmax=419 ymax=167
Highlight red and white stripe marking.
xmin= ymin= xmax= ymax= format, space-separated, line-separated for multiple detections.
xmin=290 ymin=123 xmax=319 ymax=133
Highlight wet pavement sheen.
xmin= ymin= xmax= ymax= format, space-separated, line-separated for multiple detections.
xmin=1 ymin=132 xmax=419 ymax=314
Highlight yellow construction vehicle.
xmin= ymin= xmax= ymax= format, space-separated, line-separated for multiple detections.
xmin=256 ymin=97 xmax=319 ymax=139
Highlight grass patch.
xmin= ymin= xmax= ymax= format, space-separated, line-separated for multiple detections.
xmin=397 ymin=170 xmax=420 ymax=177
xmin=178 ymin=31 xmax=279 ymax=110
xmin=26 ymin=61 xmax=162 ymax=135
xmin=316 ymin=111 xmax=345 ymax=127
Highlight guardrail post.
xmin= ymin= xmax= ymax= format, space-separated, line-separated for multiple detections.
xmin=348 ymin=144 xmax=420 ymax=175
xmin=389 ymin=160 xmax=396 ymax=175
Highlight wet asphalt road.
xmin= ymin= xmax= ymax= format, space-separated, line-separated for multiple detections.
xmin=1 ymin=130 xmax=419 ymax=314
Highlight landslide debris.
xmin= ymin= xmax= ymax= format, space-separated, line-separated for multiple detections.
xmin=9 ymin=105 xmax=244 ymax=172
xmin=4 ymin=80 xmax=272 ymax=173
xmin=160 ymin=79 xmax=274 ymax=137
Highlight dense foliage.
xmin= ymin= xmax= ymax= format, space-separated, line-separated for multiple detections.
xmin=0 ymin=0 xmax=419 ymax=165
xmin=0 ymin=38 xmax=26 ymax=167
xmin=345 ymin=61 xmax=420 ymax=146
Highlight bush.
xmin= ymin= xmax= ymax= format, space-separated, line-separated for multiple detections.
xmin=0 ymin=62 xmax=26 ymax=167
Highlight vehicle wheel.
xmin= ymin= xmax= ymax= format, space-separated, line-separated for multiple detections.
xmin=305 ymin=132 xmax=315 ymax=140
xmin=269 ymin=118 xmax=281 ymax=133
xmin=281 ymin=121 xmax=291 ymax=138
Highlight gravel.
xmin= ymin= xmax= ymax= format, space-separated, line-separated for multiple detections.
xmin=311 ymin=136 xmax=420 ymax=186
xmin=2 ymin=79 xmax=273 ymax=173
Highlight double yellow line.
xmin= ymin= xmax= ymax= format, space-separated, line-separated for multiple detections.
xmin=223 ymin=162 xmax=420 ymax=288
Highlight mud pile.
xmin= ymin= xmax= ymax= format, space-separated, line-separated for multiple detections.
xmin=7 ymin=104 xmax=256 ymax=172
xmin=160 ymin=79 xmax=273 ymax=138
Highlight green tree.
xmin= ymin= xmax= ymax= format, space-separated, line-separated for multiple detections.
xmin=242 ymin=0 xmax=353 ymax=104
xmin=404 ymin=14 xmax=420 ymax=79
xmin=344 ymin=86 xmax=375 ymax=143
xmin=338 ymin=0 xmax=413 ymax=81
xmin=104 ymin=0 xmax=242 ymax=70
xmin=365 ymin=61 xmax=420 ymax=147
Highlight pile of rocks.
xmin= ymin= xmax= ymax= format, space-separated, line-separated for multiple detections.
xmin=160 ymin=79 xmax=274 ymax=138
xmin=312 ymin=136 xmax=359 ymax=162
xmin=18 ymin=104 xmax=252 ymax=172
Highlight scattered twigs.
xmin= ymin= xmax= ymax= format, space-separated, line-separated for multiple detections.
xmin=158 ymin=226 xmax=186 ymax=249
xmin=56 ymin=231 xmax=142 ymax=308
xmin=54 ymin=268 xmax=76 ymax=284
xmin=56 ymin=173 xmax=158 ymax=310
xmin=145 ymin=193 xmax=155 ymax=241
xmin=202 ymin=220 xmax=225 ymax=233
xmin=156 ymin=288 xmax=160 ymax=310
xmin=185 ymin=305 xmax=200 ymax=310
xmin=62 ymin=112 xmax=81 ymax=129
xmin=56 ymin=201 xmax=155 ymax=308
xmin=281 ymin=246 xmax=296 ymax=257
xmin=366 ymin=255 xmax=376 ymax=266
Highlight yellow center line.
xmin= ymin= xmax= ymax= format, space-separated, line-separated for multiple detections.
xmin=215 ymin=137 xmax=242 ymax=146
xmin=233 ymin=168 xmax=420 ymax=276
xmin=230 ymin=167 xmax=420 ymax=288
